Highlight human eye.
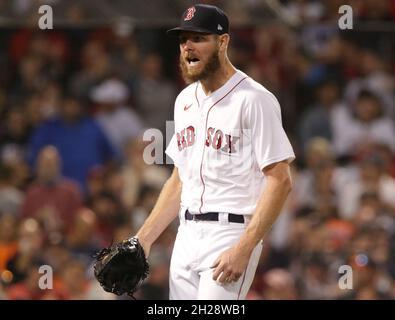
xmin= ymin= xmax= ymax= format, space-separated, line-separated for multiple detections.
xmin=193 ymin=35 xmax=204 ymax=42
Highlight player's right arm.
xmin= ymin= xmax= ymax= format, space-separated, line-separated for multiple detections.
xmin=136 ymin=167 xmax=182 ymax=257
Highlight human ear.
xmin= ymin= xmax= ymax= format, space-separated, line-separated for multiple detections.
xmin=219 ymin=34 xmax=229 ymax=51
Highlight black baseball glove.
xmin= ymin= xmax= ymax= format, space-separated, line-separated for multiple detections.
xmin=93 ymin=237 xmax=149 ymax=298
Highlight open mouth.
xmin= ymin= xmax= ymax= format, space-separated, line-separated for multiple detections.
xmin=186 ymin=57 xmax=200 ymax=66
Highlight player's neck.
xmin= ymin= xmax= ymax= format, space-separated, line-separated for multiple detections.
xmin=200 ymin=60 xmax=236 ymax=96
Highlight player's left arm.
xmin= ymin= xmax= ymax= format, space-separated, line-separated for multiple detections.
xmin=212 ymin=160 xmax=292 ymax=283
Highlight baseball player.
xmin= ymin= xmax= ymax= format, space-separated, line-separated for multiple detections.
xmin=136 ymin=4 xmax=295 ymax=300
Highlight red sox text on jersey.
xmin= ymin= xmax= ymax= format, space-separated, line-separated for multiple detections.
xmin=176 ymin=126 xmax=240 ymax=153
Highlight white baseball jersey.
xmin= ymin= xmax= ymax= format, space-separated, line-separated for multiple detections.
xmin=166 ymin=69 xmax=295 ymax=215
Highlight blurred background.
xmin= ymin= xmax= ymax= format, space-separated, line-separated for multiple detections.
xmin=0 ymin=0 xmax=394 ymax=300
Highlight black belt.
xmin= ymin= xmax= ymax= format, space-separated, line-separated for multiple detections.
xmin=185 ymin=209 xmax=245 ymax=224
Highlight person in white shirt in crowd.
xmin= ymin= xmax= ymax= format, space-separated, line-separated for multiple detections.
xmin=91 ymin=78 xmax=144 ymax=157
xmin=332 ymin=90 xmax=395 ymax=158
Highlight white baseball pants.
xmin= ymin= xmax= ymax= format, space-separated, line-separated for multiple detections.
xmin=169 ymin=208 xmax=263 ymax=300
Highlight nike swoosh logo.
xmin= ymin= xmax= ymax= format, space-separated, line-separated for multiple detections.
xmin=184 ymin=104 xmax=192 ymax=111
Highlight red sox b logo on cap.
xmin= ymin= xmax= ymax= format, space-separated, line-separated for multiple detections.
xmin=184 ymin=7 xmax=196 ymax=21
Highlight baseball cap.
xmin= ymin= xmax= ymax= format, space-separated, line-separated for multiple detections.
xmin=167 ymin=4 xmax=229 ymax=37
xmin=90 ymin=79 xmax=129 ymax=104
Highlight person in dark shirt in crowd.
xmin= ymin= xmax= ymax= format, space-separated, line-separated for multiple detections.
xmin=28 ymin=95 xmax=117 ymax=192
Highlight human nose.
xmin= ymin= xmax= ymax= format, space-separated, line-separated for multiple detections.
xmin=181 ymin=39 xmax=194 ymax=52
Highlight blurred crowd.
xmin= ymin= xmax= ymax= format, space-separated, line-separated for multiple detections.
xmin=0 ymin=0 xmax=395 ymax=300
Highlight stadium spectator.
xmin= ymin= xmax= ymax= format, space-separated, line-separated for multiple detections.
xmin=91 ymin=78 xmax=143 ymax=155
xmin=21 ymin=146 xmax=83 ymax=235
xmin=0 ymin=164 xmax=24 ymax=216
xmin=28 ymin=96 xmax=117 ymax=191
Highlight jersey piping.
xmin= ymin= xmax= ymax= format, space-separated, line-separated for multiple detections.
xmin=198 ymin=76 xmax=249 ymax=213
